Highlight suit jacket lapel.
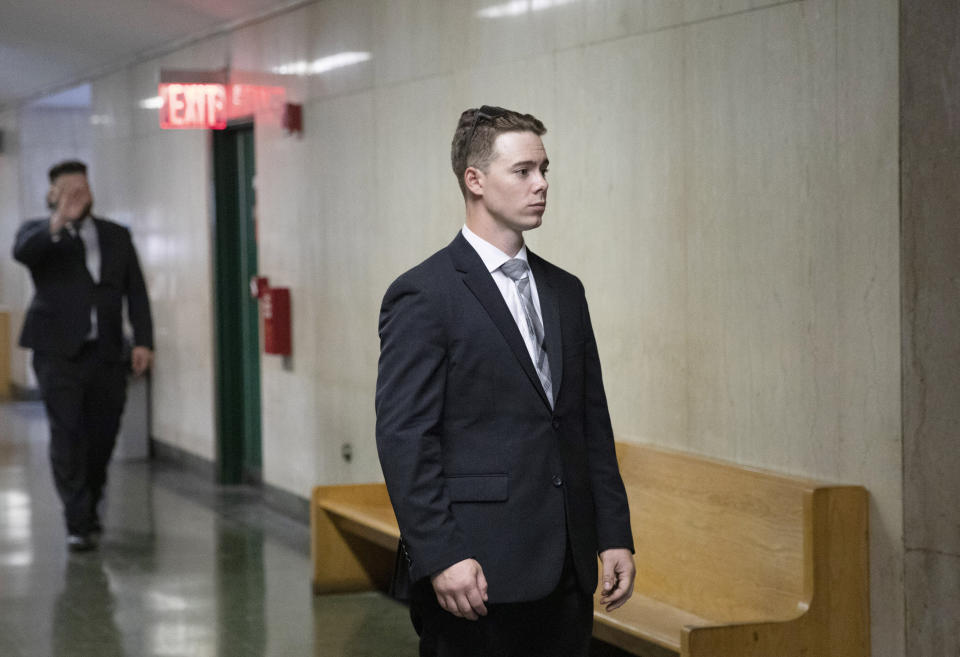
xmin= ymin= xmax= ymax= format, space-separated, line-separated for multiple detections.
xmin=528 ymin=251 xmax=563 ymax=401
xmin=449 ymin=233 xmax=553 ymax=411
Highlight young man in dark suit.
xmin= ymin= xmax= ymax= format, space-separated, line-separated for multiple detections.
xmin=13 ymin=160 xmax=154 ymax=552
xmin=376 ymin=107 xmax=635 ymax=656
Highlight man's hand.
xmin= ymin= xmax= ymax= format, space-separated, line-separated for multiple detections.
xmin=430 ymin=558 xmax=489 ymax=620
xmin=48 ymin=177 xmax=92 ymax=234
xmin=131 ymin=347 xmax=153 ymax=376
xmin=599 ymin=548 xmax=635 ymax=612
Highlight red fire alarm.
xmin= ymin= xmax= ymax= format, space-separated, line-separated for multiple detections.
xmin=262 ymin=287 xmax=292 ymax=355
xmin=282 ymin=103 xmax=303 ymax=136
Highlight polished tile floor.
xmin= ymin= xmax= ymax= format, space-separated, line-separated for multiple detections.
xmin=0 ymin=401 xmax=420 ymax=657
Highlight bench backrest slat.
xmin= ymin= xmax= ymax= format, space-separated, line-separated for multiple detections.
xmin=616 ymin=442 xmax=814 ymax=622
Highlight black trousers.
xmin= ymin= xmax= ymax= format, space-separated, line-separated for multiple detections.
xmin=410 ymin=548 xmax=594 ymax=657
xmin=33 ymin=344 xmax=127 ymax=536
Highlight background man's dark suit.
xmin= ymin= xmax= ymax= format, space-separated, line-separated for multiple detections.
xmin=376 ymin=232 xmax=633 ymax=610
xmin=14 ymin=215 xmax=153 ymax=538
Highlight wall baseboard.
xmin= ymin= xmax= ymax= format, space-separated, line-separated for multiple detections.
xmin=150 ymin=437 xmax=309 ymax=524
xmin=263 ymin=480 xmax=310 ymax=523
xmin=150 ymin=438 xmax=216 ymax=481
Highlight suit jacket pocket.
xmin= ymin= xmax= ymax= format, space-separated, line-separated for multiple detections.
xmin=445 ymin=474 xmax=509 ymax=502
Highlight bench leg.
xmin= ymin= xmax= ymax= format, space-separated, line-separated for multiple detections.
xmin=311 ymin=489 xmax=395 ymax=594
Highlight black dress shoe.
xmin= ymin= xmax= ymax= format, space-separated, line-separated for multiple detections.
xmin=67 ymin=534 xmax=97 ymax=553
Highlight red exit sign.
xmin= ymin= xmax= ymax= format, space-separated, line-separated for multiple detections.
xmin=157 ymin=79 xmax=286 ymax=130
xmin=159 ymin=83 xmax=227 ymax=129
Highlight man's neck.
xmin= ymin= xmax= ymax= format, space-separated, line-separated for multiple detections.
xmin=465 ymin=213 xmax=524 ymax=257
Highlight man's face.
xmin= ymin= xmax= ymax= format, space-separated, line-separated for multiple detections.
xmin=474 ymin=131 xmax=549 ymax=234
xmin=48 ymin=173 xmax=93 ymax=218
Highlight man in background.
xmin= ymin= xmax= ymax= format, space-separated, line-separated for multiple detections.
xmin=376 ymin=107 xmax=635 ymax=656
xmin=13 ymin=160 xmax=154 ymax=552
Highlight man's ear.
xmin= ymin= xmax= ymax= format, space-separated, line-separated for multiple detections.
xmin=464 ymin=166 xmax=484 ymax=196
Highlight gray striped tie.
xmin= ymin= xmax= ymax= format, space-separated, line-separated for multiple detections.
xmin=500 ymin=258 xmax=553 ymax=407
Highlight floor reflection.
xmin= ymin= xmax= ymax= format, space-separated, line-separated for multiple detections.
xmin=216 ymin=528 xmax=266 ymax=657
xmin=313 ymin=592 xmax=420 ymax=657
xmin=53 ymin=556 xmax=125 ymax=657
xmin=0 ymin=401 xmax=419 ymax=657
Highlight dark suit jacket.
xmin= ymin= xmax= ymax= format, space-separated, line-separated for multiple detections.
xmin=13 ymin=215 xmax=154 ymax=361
xmin=376 ymin=232 xmax=633 ymax=604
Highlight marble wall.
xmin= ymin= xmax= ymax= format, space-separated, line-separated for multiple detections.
xmin=901 ymin=1 xmax=960 ymax=654
xmin=87 ymin=39 xmax=229 ymax=462
xmin=0 ymin=0 xmax=906 ymax=653
xmin=250 ymin=2 xmax=903 ymax=652
xmin=0 ymin=110 xmax=24 ymax=386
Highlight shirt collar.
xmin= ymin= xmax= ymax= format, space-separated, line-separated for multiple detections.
xmin=77 ymin=215 xmax=95 ymax=238
xmin=461 ymin=224 xmax=528 ymax=274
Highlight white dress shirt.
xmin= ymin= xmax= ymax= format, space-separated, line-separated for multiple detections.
xmin=461 ymin=225 xmax=546 ymax=373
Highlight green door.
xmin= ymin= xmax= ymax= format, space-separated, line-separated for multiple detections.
xmin=213 ymin=124 xmax=262 ymax=484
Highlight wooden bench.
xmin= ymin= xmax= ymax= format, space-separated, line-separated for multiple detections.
xmin=311 ymin=443 xmax=869 ymax=657
xmin=594 ymin=443 xmax=870 ymax=656
xmin=311 ymin=483 xmax=400 ymax=594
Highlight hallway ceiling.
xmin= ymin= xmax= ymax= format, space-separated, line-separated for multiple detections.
xmin=0 ymin=0 xmax=306 ymax=110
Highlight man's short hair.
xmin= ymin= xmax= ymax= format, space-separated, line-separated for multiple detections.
xmin=48 ymin=160 xmax=88 ymax=183
xmin=451 ymin=106 xmax=546 ymax=197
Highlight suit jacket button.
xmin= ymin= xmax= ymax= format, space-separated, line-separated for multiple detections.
xmin=552 ymin=475 xmax=563 ymax=487
xmin=552 ymin=417 xmax=561 ymax=430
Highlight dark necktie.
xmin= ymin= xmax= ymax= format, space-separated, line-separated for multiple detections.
xmin=67 ymin=223 xmax=96 ymax=339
